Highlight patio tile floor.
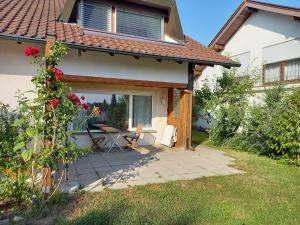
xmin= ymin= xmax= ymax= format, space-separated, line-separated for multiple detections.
xmin=62 ymin=145 xmax=245 ymax=192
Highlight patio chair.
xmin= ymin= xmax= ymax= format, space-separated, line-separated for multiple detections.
xmin=87 ymin=127 xmax=105 ymax=151
xmin=123 ymin=124 xmax=144 ymax=149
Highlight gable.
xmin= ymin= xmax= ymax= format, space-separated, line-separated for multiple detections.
xmin=224 ymin=10 xmax=300 ymax=56
xmin=210 ymin=0 xmax=300 ymax=52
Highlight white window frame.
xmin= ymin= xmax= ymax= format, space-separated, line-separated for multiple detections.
xmin=73 ymin=90 xmax=155 ymax=133
xmin=129 ymin=94 xmax=154 ymax=131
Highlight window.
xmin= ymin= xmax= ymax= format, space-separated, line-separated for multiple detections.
xmin=263 ymin=58 xmax=300 ymax=84
xmin=81 ymin=0 xmax=112 ymax=32
xmin=132 ymin=95 xmax=152 ymax=128
xmin=264 ymin=63 xmax=280 ymax=83
xmin=117 ymin=8 xmax=163 ymax=40
xmin=284 ymin=58 xmax=300 ymax=81
xmin=73 ymin=93 xmax=153 ymax=131
xmin=73 ymin=93 xmax=129 ymax=131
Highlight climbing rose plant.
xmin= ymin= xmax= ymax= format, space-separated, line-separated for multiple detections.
xmin=1 ymin=42 xmax=98 ymax=205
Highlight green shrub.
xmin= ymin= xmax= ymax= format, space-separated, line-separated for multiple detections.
xmin=194 ymin=68 xmax=254 ymax=145
xmin=0 ymin=102 xmax=31 ymax=205
xmin=231 ymin=86 xmax=300 ymax=165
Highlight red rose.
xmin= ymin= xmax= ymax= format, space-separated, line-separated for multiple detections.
xmin=68 ymin=93 xmax=80 ymax=104
xmin=51 ymin=68 xmax=64 ymax=81
xmin=81 ymin=96 xmax=85 ymax=100
xmin=31 ymin=47 xmax=40 ymax=56
xmin=25 ymin=46 xmax=40 ymax=57
xmin=25 ymin=46 xmax=32 ymax=56
xmin=49 ymin=98 xmax=61 ymax=107
xmin=82 ymin=103 xmax=89 ymax=110
xmin=21 ymin=159 xmax=26 ymax=165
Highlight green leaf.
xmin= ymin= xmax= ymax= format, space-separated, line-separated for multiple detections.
xmin=14 ymin=142 xmax=25 ymax=151
xmin=21 ymin=149 xmax=33 ymax=161
xmin=13 ymin=119 xmax=23 ymax=127
xmin=26 ymin=128 xmax=38 ymax=137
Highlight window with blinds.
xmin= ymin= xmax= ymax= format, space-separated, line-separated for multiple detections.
xmin=81 ymin=0 xmax=112 ymax=32
xmin=264 ymin=63 xmax=280 ymax=83
xmin=284 ymin=58 xmax=300 ymax=81
xmin=117 ymin=9 xmax=163 ymax=40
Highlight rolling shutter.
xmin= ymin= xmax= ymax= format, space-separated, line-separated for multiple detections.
xmin=117 ymin=9 xmax=162 ymax=40
xmin=81 ymin=0 xmax=112 ymax=32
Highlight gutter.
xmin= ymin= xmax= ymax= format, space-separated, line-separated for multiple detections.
xmin=0 ymin=33 xmax=240 ymax=68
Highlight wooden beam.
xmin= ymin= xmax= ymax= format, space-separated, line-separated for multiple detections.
xmin=245 ymin=7 xmax=258 ymax=13
xmin=212 ymin=44 xmax=225 ymax=51
xmin=187 ymin=63 xmax=195 ymax=91
xmin=62 ymin=75 xmax=188 ymax=89
xmin=112 ymin=6 xmax=116 ymax=33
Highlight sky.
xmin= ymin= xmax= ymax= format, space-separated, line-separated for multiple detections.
xmin=176 ymin=0 xmax=300 ymax=46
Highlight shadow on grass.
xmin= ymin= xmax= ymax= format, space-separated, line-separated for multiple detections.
xmin=25 ymin=191 xmax=197 ymax=225
xmin=57 ymin=200 xmax=196 ymax=225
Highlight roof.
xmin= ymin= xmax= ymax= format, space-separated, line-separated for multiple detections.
xmin=60 ymin=0 xmax=185 ymax=41
xmin=0 ymin=0 xmax=239 ymax=67
xmin=210 ymin=0 xmax=300 ymax=51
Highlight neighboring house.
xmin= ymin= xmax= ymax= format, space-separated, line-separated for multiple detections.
xmin=0 ymin=0 xmax=237 ymax=149
xmin=195 ymin=0 xmax=300 ymax=128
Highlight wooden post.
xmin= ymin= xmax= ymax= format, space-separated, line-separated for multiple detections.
xmin=42 ymin=38 xmax=55 ymax=196
xmin=183 ymin=63 xmax=195 ymax=150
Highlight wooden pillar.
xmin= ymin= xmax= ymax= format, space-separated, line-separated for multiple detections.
xmin=42 ymin=38 xmax=55 ymax=195
xmin=182 ymin=63 xmax=195 ymax=150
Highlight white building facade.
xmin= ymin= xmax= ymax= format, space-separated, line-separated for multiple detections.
xmin=195 ymin=1 xmax=300 ymax=128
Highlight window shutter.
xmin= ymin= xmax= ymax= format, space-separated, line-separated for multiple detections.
xmin=81 ymin=0 xmax=112 ymax=32
xmin=117 ymin=9 xmax=162 ymax=40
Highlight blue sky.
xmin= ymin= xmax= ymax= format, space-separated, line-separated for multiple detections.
xmin=176 ymin=0 xmax=300 ymax=46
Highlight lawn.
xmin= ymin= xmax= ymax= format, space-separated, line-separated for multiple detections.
xmin=25 ymin=131 xmax=300 ymax=225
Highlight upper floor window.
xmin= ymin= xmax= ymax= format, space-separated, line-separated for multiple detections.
xmin=117 ymin=8 xmax=163 ymax=40
xmin=264 ymin=63 xmax=280 ymax=83
xmin=80 ymin=0 xmax=164 ymax=40
xmin=264 ymin=58 xmax=300 ymax=84
xmin=81 ymin=0 xmax=112 ymax=32
xmin=284 ymin=58 xmax=300 ymax=81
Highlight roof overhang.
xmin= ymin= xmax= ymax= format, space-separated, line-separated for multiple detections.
xmin=210 ymin=0 xmax=300 ymax=51
xmin=0 ymin=33 xmax=240 ymax=69
xmin=59 ymin=0 xmax=184 ymax=41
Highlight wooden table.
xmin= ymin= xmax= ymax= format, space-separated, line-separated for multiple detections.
xmin=92 ymin=124 xmax=128 ymax=152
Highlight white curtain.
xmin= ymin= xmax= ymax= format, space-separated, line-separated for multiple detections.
xmin=133 ymin=95 xmax=152 ymax=128
xmin=265 ymin=63 xmax=280 ymax=83
xmin=284 ymin=59 xmax=300 ymax=81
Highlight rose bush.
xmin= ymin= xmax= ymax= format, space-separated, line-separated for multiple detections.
xmin=0 ymin=42 xmax=98 ymax=206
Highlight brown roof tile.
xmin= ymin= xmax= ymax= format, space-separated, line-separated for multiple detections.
xmin=0 ymin=0 xmax=239 ymax=67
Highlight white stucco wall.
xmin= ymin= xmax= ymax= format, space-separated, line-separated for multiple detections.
xmin=195 ymin=10 xmax=300 ymax=128
xmin=0 ymin=40 xmax=43 ymax=109
xmin=60 ymin=48 xmax=188 ymax=84
xmin=197 ymin=10 xmax=300 ymax=90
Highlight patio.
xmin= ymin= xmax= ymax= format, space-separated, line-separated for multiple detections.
xmin=65 ymin=145 xmax=244 ymax=192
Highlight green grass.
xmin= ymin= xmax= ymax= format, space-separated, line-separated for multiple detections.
xmin=192 ymin=129 xmax=209 ymax=145
xmin=25 ymin=131 xmax=300 ymax=225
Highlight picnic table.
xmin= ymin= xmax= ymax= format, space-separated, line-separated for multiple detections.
xmin=92 ymin=124 xmax=128 ymax=152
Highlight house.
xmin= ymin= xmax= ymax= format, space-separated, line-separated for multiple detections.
xmin=195 ymin=0 xmax=300 ymax=129
xmin=197 ymin=0 xmax=300 ymax=101
xmin=0 ymin=0 xmax=237 ymax=150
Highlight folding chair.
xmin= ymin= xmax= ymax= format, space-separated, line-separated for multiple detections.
xmin=87 ymin=127 xmax=105 ymax=151
xmin=123 ymin=124 xmax=144 ymax=149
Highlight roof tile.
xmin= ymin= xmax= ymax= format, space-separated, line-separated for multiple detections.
xmin=0 ymin=0 xmax=238 ymax=66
